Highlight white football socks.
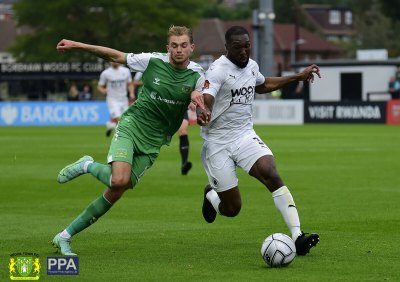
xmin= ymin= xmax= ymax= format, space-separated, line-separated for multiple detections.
xmin=83 ymin=160 xmax=93 ymax=173
xmin=206 ymin=189 xmax=221 ymax=213
xmin=60 ymin=229 xmax=71 ymax=239
xmin=272 ymin=186 xmax=302 ymax=241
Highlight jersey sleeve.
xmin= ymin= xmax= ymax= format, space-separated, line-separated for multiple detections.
xmin=134 ymin=71 xmax=143 ymax=81
xmin=125 ymin=53 xmax=152 ymax=72
xmin=195 ymin=74 xmax=205 ymax=93
xmin=256 ymin=71 xmax=266 ymax=86
xmin=203 ymin=65 xmax=225 ymax=97
xmin=98 ymin=71 xmax=107 ymax=86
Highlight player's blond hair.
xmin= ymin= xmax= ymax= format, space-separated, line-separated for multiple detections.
xmin=167 ymin=25 xmax=193 ymax=44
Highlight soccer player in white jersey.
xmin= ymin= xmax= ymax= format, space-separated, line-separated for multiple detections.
xmin=98 ymin=62 xmax=134 ymax=136
xmin=197 ymin=26 xmax=321 ymax=256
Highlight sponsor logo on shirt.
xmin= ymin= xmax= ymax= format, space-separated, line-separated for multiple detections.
xmin=203 ymin=80 xmax=210 ymax=90
xmin=230 ymin=86 xmax=255 ymax=104
xmin=153 ymin=77 xmax=161 ymax=85
xmin=181 ymin=85 xmax=191 ymax=95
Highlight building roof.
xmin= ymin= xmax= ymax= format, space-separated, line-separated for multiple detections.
xmin=0 ymin=19 xmax=32 ymax=52
xmin=193 ymin=18 xmax=226 ymax=55
xmin=0 ymin=20 xmax=17 ymax=51
xmin=273 ymin=23 xmax=342 ymax=52
xmin=300 ymin=4 xmax=355 ymax=37
xmin=193 ymin=18 xmax=342 ymax=56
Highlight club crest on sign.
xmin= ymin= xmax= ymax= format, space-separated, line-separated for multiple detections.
xmin=9 ymin=253 xmax=40 ymax=280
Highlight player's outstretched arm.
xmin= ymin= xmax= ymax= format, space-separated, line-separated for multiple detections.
xmin=255 ymin=64 xmax=321 ymax=94
xmin=56 ymin=39 xmax=126 ymax=64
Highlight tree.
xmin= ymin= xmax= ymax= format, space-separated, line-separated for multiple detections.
xmin=9 ymin=0 xmax=208 ymax=62
xmin=380 ymin=0 xmax=400 ymax=21
xmin=202 ymin=0 xmax=257 ymax=20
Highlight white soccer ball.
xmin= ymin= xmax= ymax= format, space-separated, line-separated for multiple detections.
xmin=261 ymin=233 xmax=296 ymax=267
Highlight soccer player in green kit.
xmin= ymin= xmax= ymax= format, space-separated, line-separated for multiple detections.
xmin=52 ymin=26 xmax=207 ymax=255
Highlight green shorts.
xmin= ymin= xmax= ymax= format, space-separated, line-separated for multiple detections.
xmin=107 ymin=132 xmax=159 ymax=188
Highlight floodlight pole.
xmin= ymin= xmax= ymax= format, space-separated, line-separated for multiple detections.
xmin=258 ymin=0 xmax=275 ymax=77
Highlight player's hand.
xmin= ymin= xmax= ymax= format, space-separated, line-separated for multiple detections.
xmin=188 ymin=102 xmax=196 ymax=112
xmin=299 ymin=64 xmax=321 ymax=83
xmin=190 ymin=91 xmax=206 ymax=110
xmin=196 ymin=107 xmax=211 ymax=126
xmin=56 ymin=39 xmax=77 ymax=53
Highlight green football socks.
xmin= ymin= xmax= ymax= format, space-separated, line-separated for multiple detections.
xmin=66 ymin=195 xmax=112 ymax=236
xmin=87 ymin=162 xmax=112 ymax=187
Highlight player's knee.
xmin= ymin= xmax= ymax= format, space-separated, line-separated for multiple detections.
xmin=111 ymin=175 xmax=132 ymax=190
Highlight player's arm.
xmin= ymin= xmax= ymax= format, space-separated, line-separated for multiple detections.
xmin=196 ymin=93 xmax=213 ymax=125
xmin=56 ymin=39 xmax=126 ymax=64
xmin=133 ymin=79 xmax=143 ymax=88
xmin=255 ymin=64 xmax=321 ymax=94
xmin=132 ymin=78 xmax=143 ymax=97
xmin=128 ymin=81 xmax=135 ymax=101
xmin=97 ymin=84 xmax=107 ymax=95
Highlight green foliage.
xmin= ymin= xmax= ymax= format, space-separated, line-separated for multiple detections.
xmin=9 ymin=0 xmax=207 ymax=62
xmin=202 ymin=0 xmax=257 ymax=20
xmin=9 ymin=0 xmax=400 ymax=61
xmin=351 ymin=0 xmax=400 ymax=57
xmin=380 ymin=0 xmax=400 ymax=21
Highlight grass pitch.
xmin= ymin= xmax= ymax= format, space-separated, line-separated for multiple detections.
xmin=0 ymin=124 xmax=399 ymax=281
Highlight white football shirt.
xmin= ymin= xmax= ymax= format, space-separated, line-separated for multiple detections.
xmin=201 ymin=55 xmax=265 ymax=143
xmin=98 ymin=66 xmax=132 ymax=102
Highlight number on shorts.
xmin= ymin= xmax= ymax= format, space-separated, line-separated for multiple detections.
xmin=253 ymin=137 xmax=267 ymax=148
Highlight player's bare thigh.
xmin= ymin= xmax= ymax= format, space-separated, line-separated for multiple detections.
xmin=249 ymin=155 xmax=284 ymax=192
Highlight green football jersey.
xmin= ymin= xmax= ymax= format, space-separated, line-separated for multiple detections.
xmin=121 ymin=52 xmax=204 ymax=153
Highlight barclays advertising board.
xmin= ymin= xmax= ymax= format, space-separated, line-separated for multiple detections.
xmin=0 ymin=101 xmax=110 ymax=126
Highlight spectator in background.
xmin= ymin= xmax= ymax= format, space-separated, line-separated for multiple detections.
xmin=67 ymin=82 xmax=79 ymax=101
xmin=388 ymin=76 xmax=400 ymax=99
xmin=97 ymin=62 xmax=134 ymax=137
xmin=79 ymin=84 xmax=92 ymax=101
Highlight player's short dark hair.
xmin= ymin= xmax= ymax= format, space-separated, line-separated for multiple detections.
xmin=225 ymin=26 xmax=249 ymax=42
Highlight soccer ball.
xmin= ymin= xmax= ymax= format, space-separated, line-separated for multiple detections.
xmin=261 ymin=233 xmax=296 ymax=267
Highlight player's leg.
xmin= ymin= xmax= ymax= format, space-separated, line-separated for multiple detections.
xmin=63 ymin=162 xmax=131 ymax=236
xmin=106 ymin=118 xmax=118 ymax=137
xmin=202 ymin=185 xmax=242 ymax=222
xmin=106 ymin=101 xmax=122 ymax=137
xmin=53 ymin=126 xmax=136 ymax=255
xmin=201 ymin=141 xmax=241 ymax=222
xmin=246 ymin=136 xmax=319 ymax=255
xmin=58 ymin=125 xmax=129 ymax=186
xmin=53 ymin=161 xmax=131 ymax=255
xmin=249 ymin=155 xmax=302 ymax=236
xmin=179 ymin=113 xmax=192 ymax=175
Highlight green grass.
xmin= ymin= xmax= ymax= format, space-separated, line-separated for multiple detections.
xmin=1 ymin=124 xmax=399 ymax=281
